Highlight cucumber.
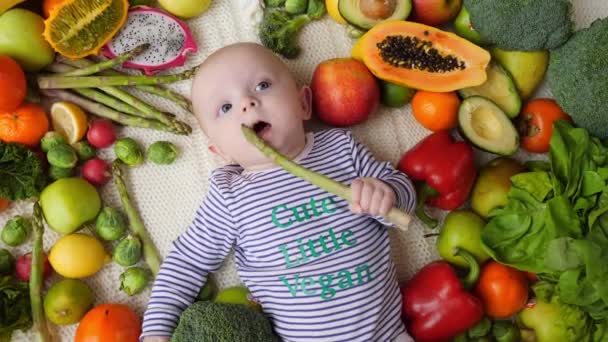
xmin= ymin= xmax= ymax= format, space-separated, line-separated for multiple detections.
xmin=458 ymin=96 xmax=520 ymax=156
xmin=459 ymin=62 xmax=521 ymax=118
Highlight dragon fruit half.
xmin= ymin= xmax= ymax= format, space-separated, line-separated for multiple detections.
xmin=102 ymin=6 xmax=198 ymax=75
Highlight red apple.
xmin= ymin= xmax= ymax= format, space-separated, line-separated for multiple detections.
xmin=411 ymin=0 xmax=462 ymax=27
xmin=311 ymin=58 xmax=379 ymax=127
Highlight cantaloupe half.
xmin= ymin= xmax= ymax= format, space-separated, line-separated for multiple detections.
xmin=352 ymin=20 xmax=491 ymax=92
xmin=43 ymin=0 xmax=129 ymax=59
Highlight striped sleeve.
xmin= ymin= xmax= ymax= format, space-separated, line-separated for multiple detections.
xmin=344 ymin=130 xmax=416 ymax=225
xmin=140 ymin=174 xmax=238 ymax=339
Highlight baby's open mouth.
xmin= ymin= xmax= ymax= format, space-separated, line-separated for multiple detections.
xmin=252 ymin=121 xmax=271 ymax=138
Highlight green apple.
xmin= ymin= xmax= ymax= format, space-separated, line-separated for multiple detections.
xmin=158 ymin=0 xmax=212 ymax=19
xmin=436 ymin=210 xmax=490 ymax=268
xmin=471 ymin=157 xmax=526 ymax=218
xmin=454 ymin=6 xmax=484 ymax=45
xmin=40 ymin=177 xmax=101 ymax=234
xmin=491 ymin=48 xmax=549 ymax=100
xmin=0 ymin=9 xmax=55 ymax=72
xmin=380 ymin=81 xmax=415 ymax=108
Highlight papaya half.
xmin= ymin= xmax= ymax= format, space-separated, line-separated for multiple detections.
xmin=352 ymin=21 xmax=491 ymax=92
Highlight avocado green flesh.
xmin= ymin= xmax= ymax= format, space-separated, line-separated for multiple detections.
xmin=459 ymin=62 xmax=522 ymax=118
xmin=338 ymin=0 xmax=412 ymax=30
xmin=458 ymin=96 xmax=519 ymax=156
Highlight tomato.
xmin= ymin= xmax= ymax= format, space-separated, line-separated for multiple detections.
xmin=0 ymin=55 xmax=26 ymax=112
xmin=75 ymin=304 xmax=141 ymax=342
xmin=519 ymin=98 xmax=572 ymax=153
xmin=474 ymin=261 xmax=529 ymax=318
xmin=0 ymin=198 xmax=9 ymax=212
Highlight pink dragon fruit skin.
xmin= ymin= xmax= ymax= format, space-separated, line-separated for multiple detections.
xmin=102 ymin=6 xmax=198 ymax=75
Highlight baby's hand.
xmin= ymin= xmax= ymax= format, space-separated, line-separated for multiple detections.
xmin=350 ymin=177 xmax=396 ymax=216
xmin=142 ymin=336 xmax=170 ymax=342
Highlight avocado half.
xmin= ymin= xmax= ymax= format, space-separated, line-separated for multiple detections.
xmin=338 ymin=0 xmax=412 ymax=30
xmin=458 ymin=96 xmax=520 ymax=156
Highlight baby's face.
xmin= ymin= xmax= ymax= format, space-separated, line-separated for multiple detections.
xmin=192 ymin=43 xmax=311 ymax=170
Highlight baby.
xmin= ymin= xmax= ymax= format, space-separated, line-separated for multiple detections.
xmin=141 ymin=42 xmax=416 ymax=342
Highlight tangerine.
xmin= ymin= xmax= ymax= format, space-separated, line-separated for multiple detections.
xmin=75 ymin=303 xmax=141 ymax=342
xmin=0 ymin=102 xmax=49 ymax=146
xmin=412 ymin=91 xmax=461 ymax=132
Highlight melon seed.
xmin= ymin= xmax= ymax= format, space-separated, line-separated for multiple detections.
xmin=376 ymin=35 xmax=466 ymax=73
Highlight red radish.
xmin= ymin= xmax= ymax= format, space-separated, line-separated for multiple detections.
xmin=87 ymin=119 xmax=116 ymax=148
xmin=82 ymin=158 xmax=111 ymax=186
xmin=15 ymin=252 xmax=53 ymax=282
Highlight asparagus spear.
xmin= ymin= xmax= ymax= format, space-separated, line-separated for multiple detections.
xmin=73 ymin=87 xmax=141 ymax=116
xmin=241 ymin=125 xmax=412 ymax=231
xmin=31 ymin=202 xmax=53 ymax=342
xmin=50 ymin=62 xmax=176 ymax=125
xmin=57 ymin=44 xmax=149 ymax=77
xmin=112 ymin=159 xmax=162 ymax=276
xmin=41 ymin=89 xmax=192 ymax=135
xmin=58 ymin=56 xmax=192 ymax=112
xmin=38 ymin=67 xmax=198 ymax=89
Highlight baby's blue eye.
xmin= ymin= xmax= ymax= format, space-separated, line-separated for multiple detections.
xmin=220 ymin=103 xmax=232 ymax=114
xmin=256 ymin=81 xmax=270 ymax=91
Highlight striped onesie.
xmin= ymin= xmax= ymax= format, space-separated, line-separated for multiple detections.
xmin=141 ymin=128 xmax=417 ymax=341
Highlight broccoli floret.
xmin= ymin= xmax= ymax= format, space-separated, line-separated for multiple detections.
xmin=547 ymin=17 xmax=608 ymax=140
xmin=464 ymin=0 xmax=573 ymax=50
xmin=172 ymin=301 xmax=280 ymax=342
xmin=259 ymin=9 xmax=311 ymax=59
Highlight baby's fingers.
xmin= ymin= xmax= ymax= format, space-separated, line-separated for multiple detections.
xmin=350 ymin=179 xmax=363 ymax=213
xmin=367 ymin=187 xmax=386 ymax=216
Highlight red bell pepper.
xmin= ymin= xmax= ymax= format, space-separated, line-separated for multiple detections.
xmin=398 ymin=131 xmax=476 ymax=227
xmin=401 ymin=249 xmax=484 ymax=342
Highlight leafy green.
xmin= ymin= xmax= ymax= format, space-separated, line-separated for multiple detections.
xmin=0 ymin=142 xmax=46 ymax=201
xmin=0 ymin=276 xmax=32 ymax=342
xmin=464 ymin=0 xmax=573 ymax=50
xmin=481 ymin=120 xmax=608 ymax=321
xmin=548 ymin=17 xmax=608 ymax=140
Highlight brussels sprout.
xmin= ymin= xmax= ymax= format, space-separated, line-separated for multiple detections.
xmin=95 ymin=207 xmax=128 ymax=241
xmin=40 ymin=131 xmax=67 ymax=153
xmin=113 ymin=235 xmax=142 ymax=266
xmin=73 ymin=141 xmax=97 ymax=162
xmin=119 ymin=266 xmax=150 ymax=295
xmin=0 ymin=248 xmax=14 ymax=275
xmin=47 ymin=144 xmax=78 ymax=168
xmin=1 ymin=215 xmax=31 ymax=246
xmin=114 ymin=138 xmax=145 ymax=167
xmin=49 ymin=165 xmax=73 ymax=180
xmin=148 ymin=141 xmax=178 ymax=165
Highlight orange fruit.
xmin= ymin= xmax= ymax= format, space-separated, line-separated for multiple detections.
xmin=412 ymin=91 xmax=461 ymax=132
xmin=0 ymin=55 xmax=26 ymax=112
xmin=0 ymin=102 xmax=49 ymax=146
xmin=75 ymin=303 xmax=141 ymax=342
xmin=43 ymin=0 xmax=68 ymax=18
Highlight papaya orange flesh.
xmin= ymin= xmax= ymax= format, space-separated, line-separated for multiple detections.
xmin=44 ymin=0 xmax=129 ymax=59
xmin=357 ymin=20 xmax=491 ymax=92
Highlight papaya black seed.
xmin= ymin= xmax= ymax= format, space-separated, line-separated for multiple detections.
xmin=376 ymin=35 xmax=466 ymax=73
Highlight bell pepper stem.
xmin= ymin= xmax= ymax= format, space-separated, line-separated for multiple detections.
xmin=415 ymin=182 xmax=440 ymax=228
xmin=454 ymin=248 xmax=480 ymax=290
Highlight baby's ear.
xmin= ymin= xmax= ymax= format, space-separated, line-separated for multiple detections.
xmin=299 ymin=85 xmax=312 ymax=120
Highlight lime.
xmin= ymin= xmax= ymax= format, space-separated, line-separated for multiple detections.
xmin=380 ymin=81 xmax=415 ymax=108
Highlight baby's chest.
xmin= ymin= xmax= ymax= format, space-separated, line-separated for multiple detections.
xmin=234 ymin=194 xmax=377 ymax=269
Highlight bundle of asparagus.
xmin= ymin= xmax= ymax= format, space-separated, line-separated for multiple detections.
xmin=40 ymin=45 xmax=195 ymax=136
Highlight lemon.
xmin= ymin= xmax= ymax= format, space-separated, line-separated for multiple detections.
xmin=49 ymin=233 xmax=110 ymax=278
xmin=326 ymin=0 xmax=347 ymax=24
xmin=50 ymin=101 xmax=88 ymax=144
